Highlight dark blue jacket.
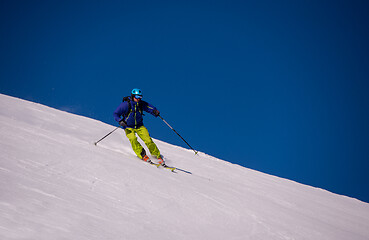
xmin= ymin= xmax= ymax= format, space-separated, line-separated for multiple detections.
xmin=113 ymin=98 xmax=158 ymax=129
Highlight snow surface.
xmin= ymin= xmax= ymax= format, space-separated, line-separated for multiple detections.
xmin=0 ymin=93 xmax=369 ymax=240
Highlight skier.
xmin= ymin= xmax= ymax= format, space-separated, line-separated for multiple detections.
xmin=113 ymin=88 xmax=163 ymax=164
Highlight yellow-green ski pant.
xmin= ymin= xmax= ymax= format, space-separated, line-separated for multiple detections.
xmin=124 ymin=126 xmax=161 ymax=159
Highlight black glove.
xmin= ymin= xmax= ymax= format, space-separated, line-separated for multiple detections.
xmin=153 ymin=109 xmax=160 ymax=117
xmin=119 ymin=119 xmax=127 ymax=127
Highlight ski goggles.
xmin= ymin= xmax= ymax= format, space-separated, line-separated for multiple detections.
xmin=134 ymin=95 xmax=142 ymax=99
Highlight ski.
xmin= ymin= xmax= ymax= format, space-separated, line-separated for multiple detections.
xmin=147 ymin=161 xmax=176 ymax=172
xmin=142 ymin=156 xmax=190 ymax=174
xmin=161 ymin=164 xmax=176 ymax=172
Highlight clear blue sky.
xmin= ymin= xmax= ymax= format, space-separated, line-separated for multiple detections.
xmin=1 ymin=0 xmax=369 ymax=203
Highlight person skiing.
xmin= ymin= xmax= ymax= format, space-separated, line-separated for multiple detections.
xmin=113 ymin=88 xmax=163 ymax=164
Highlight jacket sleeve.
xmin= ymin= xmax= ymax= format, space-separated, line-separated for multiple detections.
xmin=113 ymin=102 xmax=128 ymax=122
xmin=142 ymin=101 xmax=158 ymax=116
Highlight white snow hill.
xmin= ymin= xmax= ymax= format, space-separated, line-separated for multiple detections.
xmin=1 ymin=93 xmax=369 ymax=240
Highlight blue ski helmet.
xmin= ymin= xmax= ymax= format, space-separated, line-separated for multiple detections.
xmin=131 ymin=88 xmax=143 ymax=99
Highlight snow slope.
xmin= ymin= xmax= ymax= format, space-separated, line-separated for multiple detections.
xmin=0 ymin=93 xmax=368 ymax=240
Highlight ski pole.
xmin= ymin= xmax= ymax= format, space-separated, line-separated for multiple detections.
xmin=158 ymin=115 xmax=198 ymax=155
xmin=94 ymin=126 xmax=120 ymax=146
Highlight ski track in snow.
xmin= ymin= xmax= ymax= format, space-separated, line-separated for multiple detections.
xmin=1 ymin=93 xmax=369 ymax=240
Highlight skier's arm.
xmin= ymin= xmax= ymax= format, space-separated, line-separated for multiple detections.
xmin=113 ymin=102 xmax=128 ymax=122
xmin=142 ymin=101 xmax=160 ymax=117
